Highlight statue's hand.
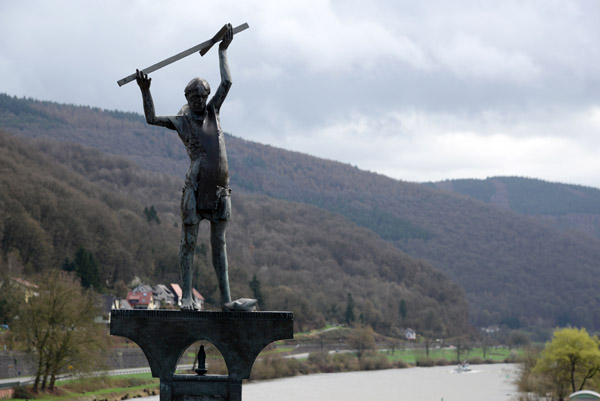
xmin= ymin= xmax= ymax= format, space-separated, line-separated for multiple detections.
xmin=135 ymin=69 xmax=151 ymax=90
xmin=219 ymin=23 xmax=233 ymax=51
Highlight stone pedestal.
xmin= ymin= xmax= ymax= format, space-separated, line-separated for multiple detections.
xmin=110 ymin=309 xmax=294 ymax=401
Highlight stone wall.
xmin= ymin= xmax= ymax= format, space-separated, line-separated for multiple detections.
xmin=0 ymin=347 xmax=156 ymax=379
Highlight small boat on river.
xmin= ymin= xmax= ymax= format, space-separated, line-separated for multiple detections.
xmin=455 ymin=360 xmax=471 ymax=373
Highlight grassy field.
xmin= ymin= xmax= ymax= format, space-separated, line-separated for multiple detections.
xmin=11 ymin=373 xmax=159 ymax=401
xmin=383 ymin=346 xmax=522 ymax=365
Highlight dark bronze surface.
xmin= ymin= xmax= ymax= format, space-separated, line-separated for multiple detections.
xmin=110 ymin=309 xmax=293 ymax=401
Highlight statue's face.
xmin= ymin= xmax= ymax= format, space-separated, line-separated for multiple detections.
xmin=186 ymin=86 xmax=209 ymax=114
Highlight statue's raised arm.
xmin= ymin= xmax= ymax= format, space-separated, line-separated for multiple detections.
xmin=210 ymin=23 xmax=233 ymax=112
xmin=136 ymin=69 xmax=176 ymax=130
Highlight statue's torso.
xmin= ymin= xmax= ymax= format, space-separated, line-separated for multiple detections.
xmin=169 ymin=103 xmax=229 ymax=211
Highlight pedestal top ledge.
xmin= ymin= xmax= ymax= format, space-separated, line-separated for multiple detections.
xmin=110 ymin=309 xmax=294 ymax=380
xmin=111 ymin=309 xmax=294 ymax=320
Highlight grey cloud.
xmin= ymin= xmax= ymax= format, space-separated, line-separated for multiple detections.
xmin=1 ymin=0 xmax=599 ymax=187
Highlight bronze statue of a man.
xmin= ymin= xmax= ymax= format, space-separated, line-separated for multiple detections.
xmin=136 ymin=24 xmax=234 ymax=311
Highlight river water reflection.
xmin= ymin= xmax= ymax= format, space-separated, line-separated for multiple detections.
xmin=135 ymin=363 xmax=519 ymax=401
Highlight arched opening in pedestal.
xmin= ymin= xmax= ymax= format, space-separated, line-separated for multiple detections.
xmin=176 ymin=341 xmax=229 ymax=376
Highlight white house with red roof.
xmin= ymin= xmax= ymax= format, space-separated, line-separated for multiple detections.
xmin=169 ymin=283 xmax=204 ymax=310
xmin=170 ymin=283 xmax=183 ymax=305
xmin=126 ymin=285 xmax=157 ymax=310
xmin=153 ymin=284 xmax=177 ymax=307
xmin=192 ymin=288 xmax=205 ymax=310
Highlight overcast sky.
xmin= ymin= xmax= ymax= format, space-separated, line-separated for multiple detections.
xmin=1 ymin=0 xmax=599 ymax=187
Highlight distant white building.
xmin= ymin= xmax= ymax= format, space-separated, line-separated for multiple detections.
xmin=112 ymin=299 xmax=132 ymax=310
xmin=168 ymin=283 xmax=204 ymax=310
xmin=192 ymin=288 xmax=205 ymax=310
xmin=170 ymin=283 xmax=183 ymax=306
xmin=481 ymin=325 xmax=500 ymax=334
xmin=153 ymin=284 xmax=176 ymax=307
xmin=404 ymin=328 xmax=417 ymax=341
xmin=132 ymin=284 xmax=153 ymax=294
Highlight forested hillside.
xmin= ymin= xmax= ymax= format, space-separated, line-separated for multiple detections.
xmin=0 ymin=131 xmax=469 ymax=336
xmin=0 ymin=93 xmax=187 ymax=176
xmin=2 ymin=94 xmax=600 ymax=331
xmin=429 ymin=177 xmax=600 ymax=239
xmin=0 ymin=131 xmax=171 ymax=282
xmin=226 ymin=137 xmax=600 ymax=331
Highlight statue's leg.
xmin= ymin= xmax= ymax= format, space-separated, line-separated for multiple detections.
xmin=179 ymin=178 xmax=201 ymax=310
xmin=210 ymin=220 xmax=231 ymax=308
xmin=180 ymin=222 xmax=200 ymax=310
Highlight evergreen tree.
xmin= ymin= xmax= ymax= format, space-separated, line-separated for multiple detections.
xmin=345 ymin=293 xmax=355 ymax=324
xmin=62 ymin=247 xmax=100 ymax=290
xmin=399 ymin=298 xmax=407 ymax=323
xmin=249 ymin=274 xmax=264 ymax=309
xmin=144 ymin=205 xmax=161 ymax=224
xmin=0 ymin=278 xmax=22 ymax=325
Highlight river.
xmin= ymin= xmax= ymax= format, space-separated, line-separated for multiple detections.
xmin=134 ymin=363 xmax=520 ymax=401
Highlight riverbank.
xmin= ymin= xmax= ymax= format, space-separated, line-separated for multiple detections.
xmin=130 ymin=364 xmax=520 ymax=401
xmin=9 ymin=348 xmax=521 ymax=401
xmin=9 ymin=374 xmax=159 ymax=401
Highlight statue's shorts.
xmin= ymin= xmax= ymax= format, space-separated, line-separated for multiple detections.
xmin=181 ymin=184 xmax=231 ymax=225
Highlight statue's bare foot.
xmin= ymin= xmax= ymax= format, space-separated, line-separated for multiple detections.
xmin=224 ymin=298 xmax=257 ymax=312
xmin=181 ymin=297 xmax=201 ymax=311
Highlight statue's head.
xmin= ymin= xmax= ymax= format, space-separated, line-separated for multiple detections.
xmin=185 ymin=78 xmax=210 ymax=114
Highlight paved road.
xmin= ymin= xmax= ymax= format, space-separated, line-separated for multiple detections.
xmin=283 ymin=349 xmax=354 ymax=359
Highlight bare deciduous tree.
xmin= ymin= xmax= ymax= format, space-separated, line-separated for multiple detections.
xmin=347 ymin=325 xmax=376 ymax=360
xmin=13 ymin=270 xmax=107 ymax=392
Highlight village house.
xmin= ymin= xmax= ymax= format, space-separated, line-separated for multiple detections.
xmin=111 ymin=283 xmax=205 ymax=311
xmin=170 ymin=283 xmax=183 ymax=306
xmin=11 ymin=277 xmax=39 ymax=302
xmin=404 ymin=328 xmax=417 ymax=341
xmin=126 ymin=284 xmax=157 ymax=310
xmin=168 ymin=283 xmax=205 ymax=310
xmin=192 ymin=288 xmax=205 ymax=310
xmin=112 ymin=298 xmax=132 ymax=310
xmin=481 ymin=325 xmax=500 ymax=334
xmin=153 ymin=284 xmax=177 ymax=308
